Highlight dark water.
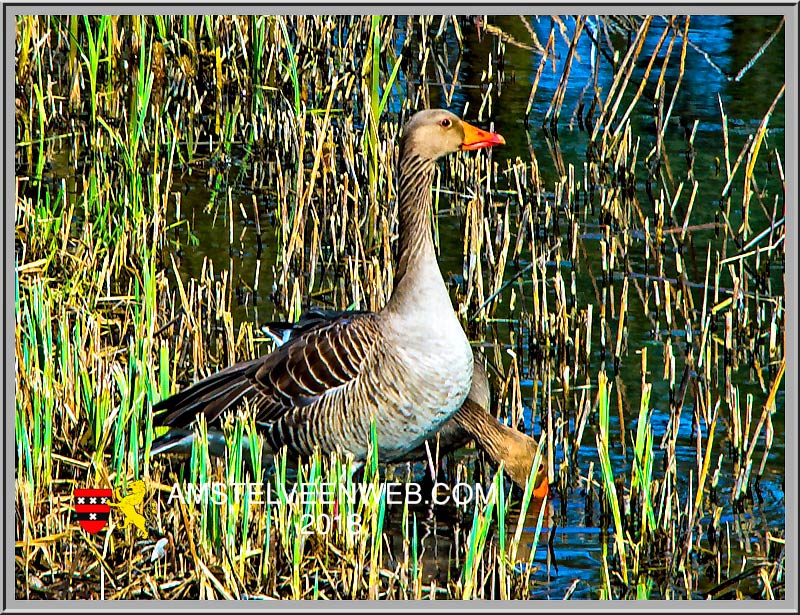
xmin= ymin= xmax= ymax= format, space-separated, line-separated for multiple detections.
xmin=39 ymin=14 xmax=785 ymax=599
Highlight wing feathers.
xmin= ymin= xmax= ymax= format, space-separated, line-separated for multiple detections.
xmin=154 ymin=312 xmax=380 ymax=443
xmin=328 ymin=332 xmax=360 ymax=377
xmin=152 ymin=357 xmax=264 ymax=427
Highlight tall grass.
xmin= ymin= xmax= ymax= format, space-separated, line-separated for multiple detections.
xmin=14 ymin=14 xmax=785 ymax=601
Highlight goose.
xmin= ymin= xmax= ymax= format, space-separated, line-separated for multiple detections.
xmin=151 ymin=308 xmax=549 ymax=496
xmin=152 ymin=109 xmax=505 ymax=466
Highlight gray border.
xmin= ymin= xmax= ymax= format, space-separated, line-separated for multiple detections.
xmin=6 ymin=4 xmax=797 ymax=613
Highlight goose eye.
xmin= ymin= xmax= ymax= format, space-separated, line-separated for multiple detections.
xmin=440 ymin=118 xmax=451 ymax=128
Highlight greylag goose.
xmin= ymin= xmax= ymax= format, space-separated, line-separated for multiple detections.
xmin=152 ymin=109 xmax=505 ymax=465
xmin=151 ymin=308 xmax=548 ymax=495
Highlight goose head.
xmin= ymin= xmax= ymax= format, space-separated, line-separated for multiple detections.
xmin=400 ymin=109 xmax=505 ymax=161
xmin=502 ymin=432 xmax=550 ymax=498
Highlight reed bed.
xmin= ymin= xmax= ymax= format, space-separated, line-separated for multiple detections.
xmin=15 ymin=14 xmax=785 ymax=600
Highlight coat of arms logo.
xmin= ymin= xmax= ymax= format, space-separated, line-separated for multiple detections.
xmin=73 ymin=480 xmax=148 ymax=538
xmin=73 ymin=488 xmax=113 ymax=534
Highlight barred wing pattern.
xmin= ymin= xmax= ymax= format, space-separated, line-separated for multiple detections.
xmin=153 ymin=312 xmax=382 ymax=455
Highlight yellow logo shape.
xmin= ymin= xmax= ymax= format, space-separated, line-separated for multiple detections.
xmin=108 ymin=480 xmax=148 ymax=538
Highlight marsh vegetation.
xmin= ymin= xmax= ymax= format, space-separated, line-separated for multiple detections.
xmin=15 ymin=14 xmax=786 ymax=600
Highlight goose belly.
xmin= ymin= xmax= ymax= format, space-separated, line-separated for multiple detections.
xmin=375 ymin=326 xmax=474 ymax=460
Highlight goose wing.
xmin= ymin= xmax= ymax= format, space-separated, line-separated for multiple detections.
xmin=152 ymin=311 xmax=380 ymax=429
xmin=261 ymin=307 xmax=371 ymax=346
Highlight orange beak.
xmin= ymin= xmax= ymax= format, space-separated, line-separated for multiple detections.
xmin=532 ymin=460 xmax=549 ymax=500
xmin=532 ymin=475 xmax=549 ymax=500
xmin=460 ymin=120 xmax=505 ymax=151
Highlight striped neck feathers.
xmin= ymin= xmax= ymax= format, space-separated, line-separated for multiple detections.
xmin=389 ymin=150 xmax=440 ymax=297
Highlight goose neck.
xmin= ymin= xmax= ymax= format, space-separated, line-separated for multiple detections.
xmin=455 ymin=400 xmax=509 ymax=461
xmin=389 ymin=152 xmax=441 ymax=299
